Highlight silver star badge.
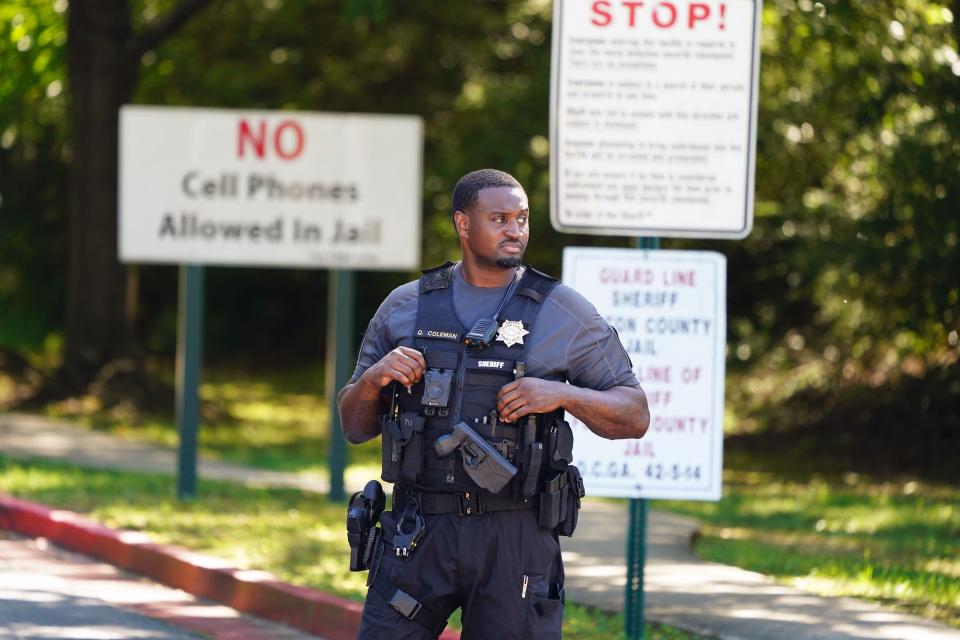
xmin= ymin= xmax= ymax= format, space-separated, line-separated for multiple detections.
xmin=496 ymin=320 xmax=529 ymax=347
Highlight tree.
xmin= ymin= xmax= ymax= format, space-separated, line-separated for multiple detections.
xmin=719 ymin=0 xmax=960 ymax=384
xmin=46 ymin=0 xmax=213 ymax=396
xmin=3 ymin=0 xmax=956 ymax=423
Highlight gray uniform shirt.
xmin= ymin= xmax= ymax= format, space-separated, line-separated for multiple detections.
xmin=351 ymin=263 xmax=639 ymax=391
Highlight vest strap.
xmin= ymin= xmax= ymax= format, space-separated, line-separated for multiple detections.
xmin=419 ymin=262 xmax=455 ymax=292
xmin=516 ymin=287 xmax=543 ymax=303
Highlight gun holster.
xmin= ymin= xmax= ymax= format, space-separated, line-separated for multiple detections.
xmin=346 ymin=480 xmax=386 ymax=572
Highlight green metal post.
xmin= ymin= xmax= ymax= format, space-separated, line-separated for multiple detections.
xmin=327 ymin=269 xmax=354 ymax=502
xmin=625 ymin=498 xmax=648 ymax=638
xmin=624 ymin=235 xmax=660 ymax=638
xmin=175 ymin=265 xmax=204 ymax=500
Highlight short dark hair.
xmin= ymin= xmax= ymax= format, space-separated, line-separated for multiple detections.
xmin=451 ymin=169 xmax=523 ymax=217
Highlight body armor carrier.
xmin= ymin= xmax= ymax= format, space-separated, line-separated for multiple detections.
xmin=378 ymin=262 xmax=584 ymax=534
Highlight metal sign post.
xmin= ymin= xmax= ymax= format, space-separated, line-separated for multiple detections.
xmin=175 ymin=264 xmax=204 ymax=500
xmin=624 ymin=236 xmax=659 ymax=639
xmin=625 ymin=497 xmax=648 ymax=638
xmin=326 ymin=269 xmax=354 ymax=502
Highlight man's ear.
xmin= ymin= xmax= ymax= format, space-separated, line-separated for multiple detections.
xmin=453 ymin=210 xmax=469 ymax=238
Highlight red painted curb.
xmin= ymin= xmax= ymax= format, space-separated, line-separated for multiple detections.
xmin=0 ymin=494 xmax=460 ymax=640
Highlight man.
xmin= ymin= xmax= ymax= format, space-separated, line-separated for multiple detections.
xmin=339 ymin=169 xmax=649 ymax=639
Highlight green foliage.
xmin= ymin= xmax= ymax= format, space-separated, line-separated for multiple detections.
xmin=723 ymin=0 xmax=960 ymax=383
xmin=726 ymin=358 xmax=960 ymax=481
xmin=1 ymin=0 xmax=958 ymax=419
xmin=0 ymin=1 xmax=69 ymax=348
xmin=660 ymin=469 xmax=960 ymax=626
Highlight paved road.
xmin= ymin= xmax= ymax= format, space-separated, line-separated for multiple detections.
xmin=0 ymin=531 xmax=320 ymax=640
xmin=3 ymin=411 xmax=960 ymax=640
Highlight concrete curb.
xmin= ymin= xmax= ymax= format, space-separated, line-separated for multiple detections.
xmin=0 ymin=493 xmax=460 ymax=640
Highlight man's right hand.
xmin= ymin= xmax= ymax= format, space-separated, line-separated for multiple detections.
xmin=339 ymin=346 xmax=426 ymax=444
xmin=360 ymin=346 xmax=426 ymax=391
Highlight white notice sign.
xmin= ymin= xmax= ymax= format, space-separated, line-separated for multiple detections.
xmin=120 ymin=105 xmax=423 ymax=270
xmin=550 ymin=0 xmax=760 ymax=238
xmin=563 ymin=247 xmax=725 ymax=500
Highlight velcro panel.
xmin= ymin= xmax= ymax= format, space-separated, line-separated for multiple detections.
xmin=424 ymin=350 xmax=459 ymax=370
xmin=465 ymin=371 xmax=511 ymax=386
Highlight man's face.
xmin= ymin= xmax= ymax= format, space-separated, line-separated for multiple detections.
xmin=455 ymin=186 xmax=530 ymax=269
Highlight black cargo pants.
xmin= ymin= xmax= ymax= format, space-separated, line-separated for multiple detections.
xmin=358 ymin=507 xmax=565 ymax=639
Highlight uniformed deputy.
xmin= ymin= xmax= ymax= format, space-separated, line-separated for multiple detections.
xmin=338 ymin=169 xmax=650 ymax=639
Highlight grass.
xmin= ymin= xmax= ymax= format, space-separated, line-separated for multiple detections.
xmin=42 ymin=365 xmax=382 ymax=478
xmin=0 ymin=456 xmax=709 ymax=640
xmin=657 ymin=469 xmax=960 ymax=626
xmin=9 ymin=364 xmax=960 ymax=629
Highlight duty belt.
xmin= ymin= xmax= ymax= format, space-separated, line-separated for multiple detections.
xmin=393 ymin=485 xmax=536 ymax=516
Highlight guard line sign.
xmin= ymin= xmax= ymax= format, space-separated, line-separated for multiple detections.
xmin=119 ymin=105 xmax=423 ymax=270
xmin=563 ymin=247 xmax=725 ymax=500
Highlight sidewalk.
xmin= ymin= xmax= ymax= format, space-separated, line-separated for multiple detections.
xmin=565 ymin=500 xmax=960 ymax=640
xmin=0 ymin=412 xmax=331 ymax=492
xmin=0 ymin=531 xmax=320 ymax=640
xmin=2 ymin=411 xmax=959 ymax=640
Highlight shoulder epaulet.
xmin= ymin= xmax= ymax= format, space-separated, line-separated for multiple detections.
xmin=420 ymin=261 xmax=456 ymax=292
xmin=516 ymin=264 xmax=558 ymax=304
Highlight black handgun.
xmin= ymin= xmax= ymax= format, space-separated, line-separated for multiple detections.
xmin=346 ymin=480 xmax=386 ymax=571
xmin=434 ymin=421 xmax=518 ymax=493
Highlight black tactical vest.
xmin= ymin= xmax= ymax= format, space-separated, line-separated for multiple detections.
xmin=379 ymin=262 xmax=559 ymax=498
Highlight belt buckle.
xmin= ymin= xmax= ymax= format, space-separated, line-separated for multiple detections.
xmin=458 ymin=491 xmax=482 ymax=516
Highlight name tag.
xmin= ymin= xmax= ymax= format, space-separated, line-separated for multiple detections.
xmin=417 ymin=328 xmax=461 ymax=342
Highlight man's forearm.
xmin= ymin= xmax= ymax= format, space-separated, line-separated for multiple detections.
xmin=337 ymin=377 xmax=385 ymax=444
xmin=559 ymin=384 xmax=649 ymax=440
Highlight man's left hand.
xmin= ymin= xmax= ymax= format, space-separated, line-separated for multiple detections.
xmin=497 ymin=378 xmax=567 ymax=423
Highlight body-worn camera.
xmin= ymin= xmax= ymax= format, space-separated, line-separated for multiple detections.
xmin=420 ymin=368 xmax=453 ymax=415
xmin=464 ymin=318 xmax=499 ymax=350
xmin=347 ymin=480 xmax=386 ymax=572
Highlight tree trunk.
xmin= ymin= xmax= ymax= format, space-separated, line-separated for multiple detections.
xmin=62 ymin=0 xmax=138 ymax=391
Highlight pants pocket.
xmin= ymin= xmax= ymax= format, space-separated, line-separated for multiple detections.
xmin=524 ymin=574 xmax=564 ymax=639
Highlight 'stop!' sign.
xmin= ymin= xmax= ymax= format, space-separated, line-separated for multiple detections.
xmin=550 ymin=0 xmax=760 ymax=239
xmin=119 ymin=106 xmax=423 ymax=270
